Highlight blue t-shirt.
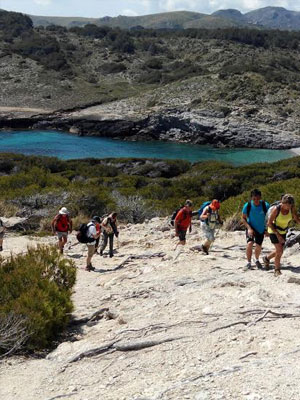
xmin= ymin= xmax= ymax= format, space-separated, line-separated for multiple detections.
xmin=242 ymin=200 xmax=270 ymax=234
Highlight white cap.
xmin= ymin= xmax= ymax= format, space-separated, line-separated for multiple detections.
xmin=59 ymin=207 xmax=69 ymax=215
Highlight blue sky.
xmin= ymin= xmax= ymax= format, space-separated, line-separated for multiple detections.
xmin=1 ymin=0 xmax=300 ymax=17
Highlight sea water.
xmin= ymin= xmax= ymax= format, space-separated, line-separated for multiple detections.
xmin=0 ymin=130 xmax=294 ymax=165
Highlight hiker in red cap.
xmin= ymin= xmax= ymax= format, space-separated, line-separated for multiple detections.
xmin=200 ymin=199 xmax=222 ymax=255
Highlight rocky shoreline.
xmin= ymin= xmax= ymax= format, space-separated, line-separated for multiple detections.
xmin=1 ymin=107 xmax=300 ymax=150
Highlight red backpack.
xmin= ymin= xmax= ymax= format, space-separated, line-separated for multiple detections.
xmin=55 ymin=214 xmax=69 ymax=232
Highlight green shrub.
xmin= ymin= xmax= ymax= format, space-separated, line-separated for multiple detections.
xmin=0 ymin=246 xmax=76 ymax=353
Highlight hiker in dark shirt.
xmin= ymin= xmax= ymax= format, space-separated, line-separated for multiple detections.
xmin=100 ymin=212 xmax=119 ymax=258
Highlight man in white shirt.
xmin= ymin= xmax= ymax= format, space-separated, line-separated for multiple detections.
xmin=86 ymin=216 xmax=101 ymax=271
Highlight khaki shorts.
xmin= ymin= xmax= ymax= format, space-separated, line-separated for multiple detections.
xmin=87 ymin=244 xmax=96 ymax=257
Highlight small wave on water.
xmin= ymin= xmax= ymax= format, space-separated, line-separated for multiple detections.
xmin=0 ymin=130 xmax=294 ymax=165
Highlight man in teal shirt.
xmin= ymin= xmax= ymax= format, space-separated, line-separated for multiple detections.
xmin=242 ymin=189 xmax=269 ymax=270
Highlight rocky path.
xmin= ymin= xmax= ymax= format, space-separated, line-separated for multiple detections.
xmin=1 ymin=218 xmax=300 ymax=399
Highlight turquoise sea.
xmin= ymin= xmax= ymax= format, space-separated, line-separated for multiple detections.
xmin=0 ymin=130 xmax=294 ymax=165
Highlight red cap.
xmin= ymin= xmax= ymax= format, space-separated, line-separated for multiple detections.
xmin=210 ymin=199 xmax=220 ymax=210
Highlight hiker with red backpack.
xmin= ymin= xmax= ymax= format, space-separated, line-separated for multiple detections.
xmin=200 ymin=199 xmax=222 ymax=255
xmin=242 ymin=189 xmax=269 ymax=271
xmin=51 ymin=207 xmax=72 ymax=254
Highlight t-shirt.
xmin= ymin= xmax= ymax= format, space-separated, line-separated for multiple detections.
xmin=174 ymin=207 xmax=192 ymax=231
xmin=87 ymin=223 xmax=97 ymax=245
xmin=242 ymin=200 xmax=270 ymax=234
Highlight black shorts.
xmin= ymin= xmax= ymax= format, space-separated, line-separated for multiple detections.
xmin=246 ymin=229 xmax=264 ymax=246
xmin=270 ymin=233 xmax=286 ymax=244
xmin=178 ymin=230 xmax=187 ymax=241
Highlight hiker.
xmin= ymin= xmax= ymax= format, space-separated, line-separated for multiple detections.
xmin=242 ymin=189 xmax=269 ymax=270
xmin=100 ymin=212 xmax=119 ymax=258
xmin=174 ymin=200 xmax=193 ymax=257
xmin=0 ymin=218 xmax=5 ymax=252
xmin=200 ymin=199 xmax=222 ymax=255
xmin=86 ymin=216 xmax=101 ymax=271
xmin=51 ymin=207 xmax=72 ymax=254
xmin=265 ymin=194 xmax=300 ymax=276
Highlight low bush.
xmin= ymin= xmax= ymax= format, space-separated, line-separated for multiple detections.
xmin=0 ymin=246 xmax=76 ymax=355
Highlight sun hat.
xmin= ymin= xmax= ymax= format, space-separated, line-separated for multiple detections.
xmin=59 ymin=207 xmax=69 ymax=215
xmin=210 ymin=199 xmax=220 ymax=210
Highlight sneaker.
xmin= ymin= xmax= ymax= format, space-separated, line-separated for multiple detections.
xmin=201 ymin=245 xmax=209 ymax=255
xmin=243 ymin=262 xmax=252 ymax=271
xmin=255 ymin=260 xmax=263 ymax=269
xmin=274 ymin=269 xmax=282 ymax=277
xmin=263 ymin=256 xmax=270 ymax=271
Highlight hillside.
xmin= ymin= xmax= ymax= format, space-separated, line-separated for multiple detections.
xmin=25 ymin=7 xmax=300 ymax=31
xmin=1 ymin=219 xmax=300 ymax=399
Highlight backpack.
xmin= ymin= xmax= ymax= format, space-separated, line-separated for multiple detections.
xmin=246 ymin=200 xmax=268 ymax=217
xmin=197 ymin=201 xmax=211 ymax=220
xmin=170 ymin=207 xmax=183 ymax=226
xmin=76 ymin=223 xmax=95 ymax=244
xmin=55 ymin=214 xmax=69 ymax=232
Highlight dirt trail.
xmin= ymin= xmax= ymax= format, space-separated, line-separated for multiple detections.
xmin=1 ymin=218 xmax=300 ymax=400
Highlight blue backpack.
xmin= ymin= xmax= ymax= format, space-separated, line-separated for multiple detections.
xmin=197 ymin=201 xmax=211 ymax=220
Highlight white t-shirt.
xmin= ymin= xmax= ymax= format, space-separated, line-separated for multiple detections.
xmin=87 ymin=223 xmax=97 ymax=245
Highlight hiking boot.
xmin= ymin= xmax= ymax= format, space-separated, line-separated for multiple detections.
xmin=263 ymin=256 xmax=270 ymax=271
xmin=201 ymin=244 xmax=209 ymax=255
xmin=243 ymin=262 xmax=252 ymax=271
xmin=255 ymin=260 xmax=263 ymax=270
xmin=85 ymin=264 xmax=95 ymax=272
xmin=109 ymin=254 xmax=113 ymax=258
xmin=274 ymin=269 xmax=282 ymax=277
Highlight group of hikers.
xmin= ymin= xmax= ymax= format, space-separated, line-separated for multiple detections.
xmin=50 ymin=208 xmax=119 ymax=271
xmin=0 ymin=188 xmax=299 ymax=276
xmin=173 ymin=189 xmax=300 ymax=276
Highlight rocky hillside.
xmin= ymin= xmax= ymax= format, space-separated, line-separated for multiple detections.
xmin=2 ymin=10 xmax=300 ymax=148
xmin=1 ymin=218 xmax=300 ymax=399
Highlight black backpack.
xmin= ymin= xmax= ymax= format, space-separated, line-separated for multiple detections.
xmin=76 ymin=223 xmax=95 ymax=244
xmin=170 ymin=207 xmax=183 ymax=226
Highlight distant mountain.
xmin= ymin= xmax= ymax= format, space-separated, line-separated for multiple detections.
xmin=25 ymin=7 xmax=300 ymax=31
xmin=245 ymin=6 xmax=300 ymax=30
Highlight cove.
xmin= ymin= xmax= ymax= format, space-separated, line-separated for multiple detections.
xmin=0 ymin=130 xmax=294 ymax=165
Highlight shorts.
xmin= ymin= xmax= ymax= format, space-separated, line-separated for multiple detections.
xmin=246 ymin=229 xmax=264 ymax=246
xmin=178 ymin=230 xmax=187 ymax=241
xmin=57 ymin=231 xmax=68 ymax=239
xmin=201 ymin=222 xmax=215 ymax=242
xmin=270 ymin=233 xmax=286 ymax=244
xmin=87 ymin=243 xmax=96 ymax=257
xmin=0 ymin=232 xmax=4 ymax=239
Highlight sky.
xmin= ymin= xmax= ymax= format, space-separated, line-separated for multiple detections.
xmin=1 ymin=0 xmax=300 ymax=18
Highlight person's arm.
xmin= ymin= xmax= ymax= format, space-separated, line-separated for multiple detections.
xmin=68 ymin=218 xmax=73 ymax=233
xmin=241 ymin=212 xmax=254 ymax=237
xmin=268 ymin=207 xmax=285 ymax=244
xmin=111 ymin=219 xmax=119 ymax=237
xmin=201 ymin=206 xmax=210 ymax=220
xmin=51 ymin=217 xmax=57 ymax=234
xmin=174 ymin=210 xmax=183 ymax=235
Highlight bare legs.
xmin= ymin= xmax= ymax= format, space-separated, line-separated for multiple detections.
xmin=246 ymin=241 xmax=262 ymax=262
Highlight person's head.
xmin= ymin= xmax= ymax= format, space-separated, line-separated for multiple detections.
xmin=59 ymin=207 xmax=69 ymax=215
xmin=185 ymin=200 xmax=193 ymax=210
xmin=210 ymin=199 xmax=221 ymax=211
xmin=92 ymin=216 xmax=101 ymax=224
xmin=111 ymin=212 xmax=117 ymax=220
xmin=281 ymin=194 xmax=295 ymax=211
xmin=251 ymin=189 xmax=262 ymax=205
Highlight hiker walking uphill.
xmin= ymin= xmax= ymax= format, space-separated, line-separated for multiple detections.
xmin=242 ymin=189 xmax=269 ymax=270
xmin=265 ymin=194 xmax=300 ymax=276
xmin=85 ymin=216 xmax=101 ymax=271
xmin=51 ymin=207 xmax=72 ymax=254
xmin=0 ymin=217 xmax=5 ymax=252
xmin=174 ymin=200 xmax=193 ymax=258
xmin=200 ymin=199 xmax=222 ymax=255
xmin=100 ymin=212 xmax=119 ymax=258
